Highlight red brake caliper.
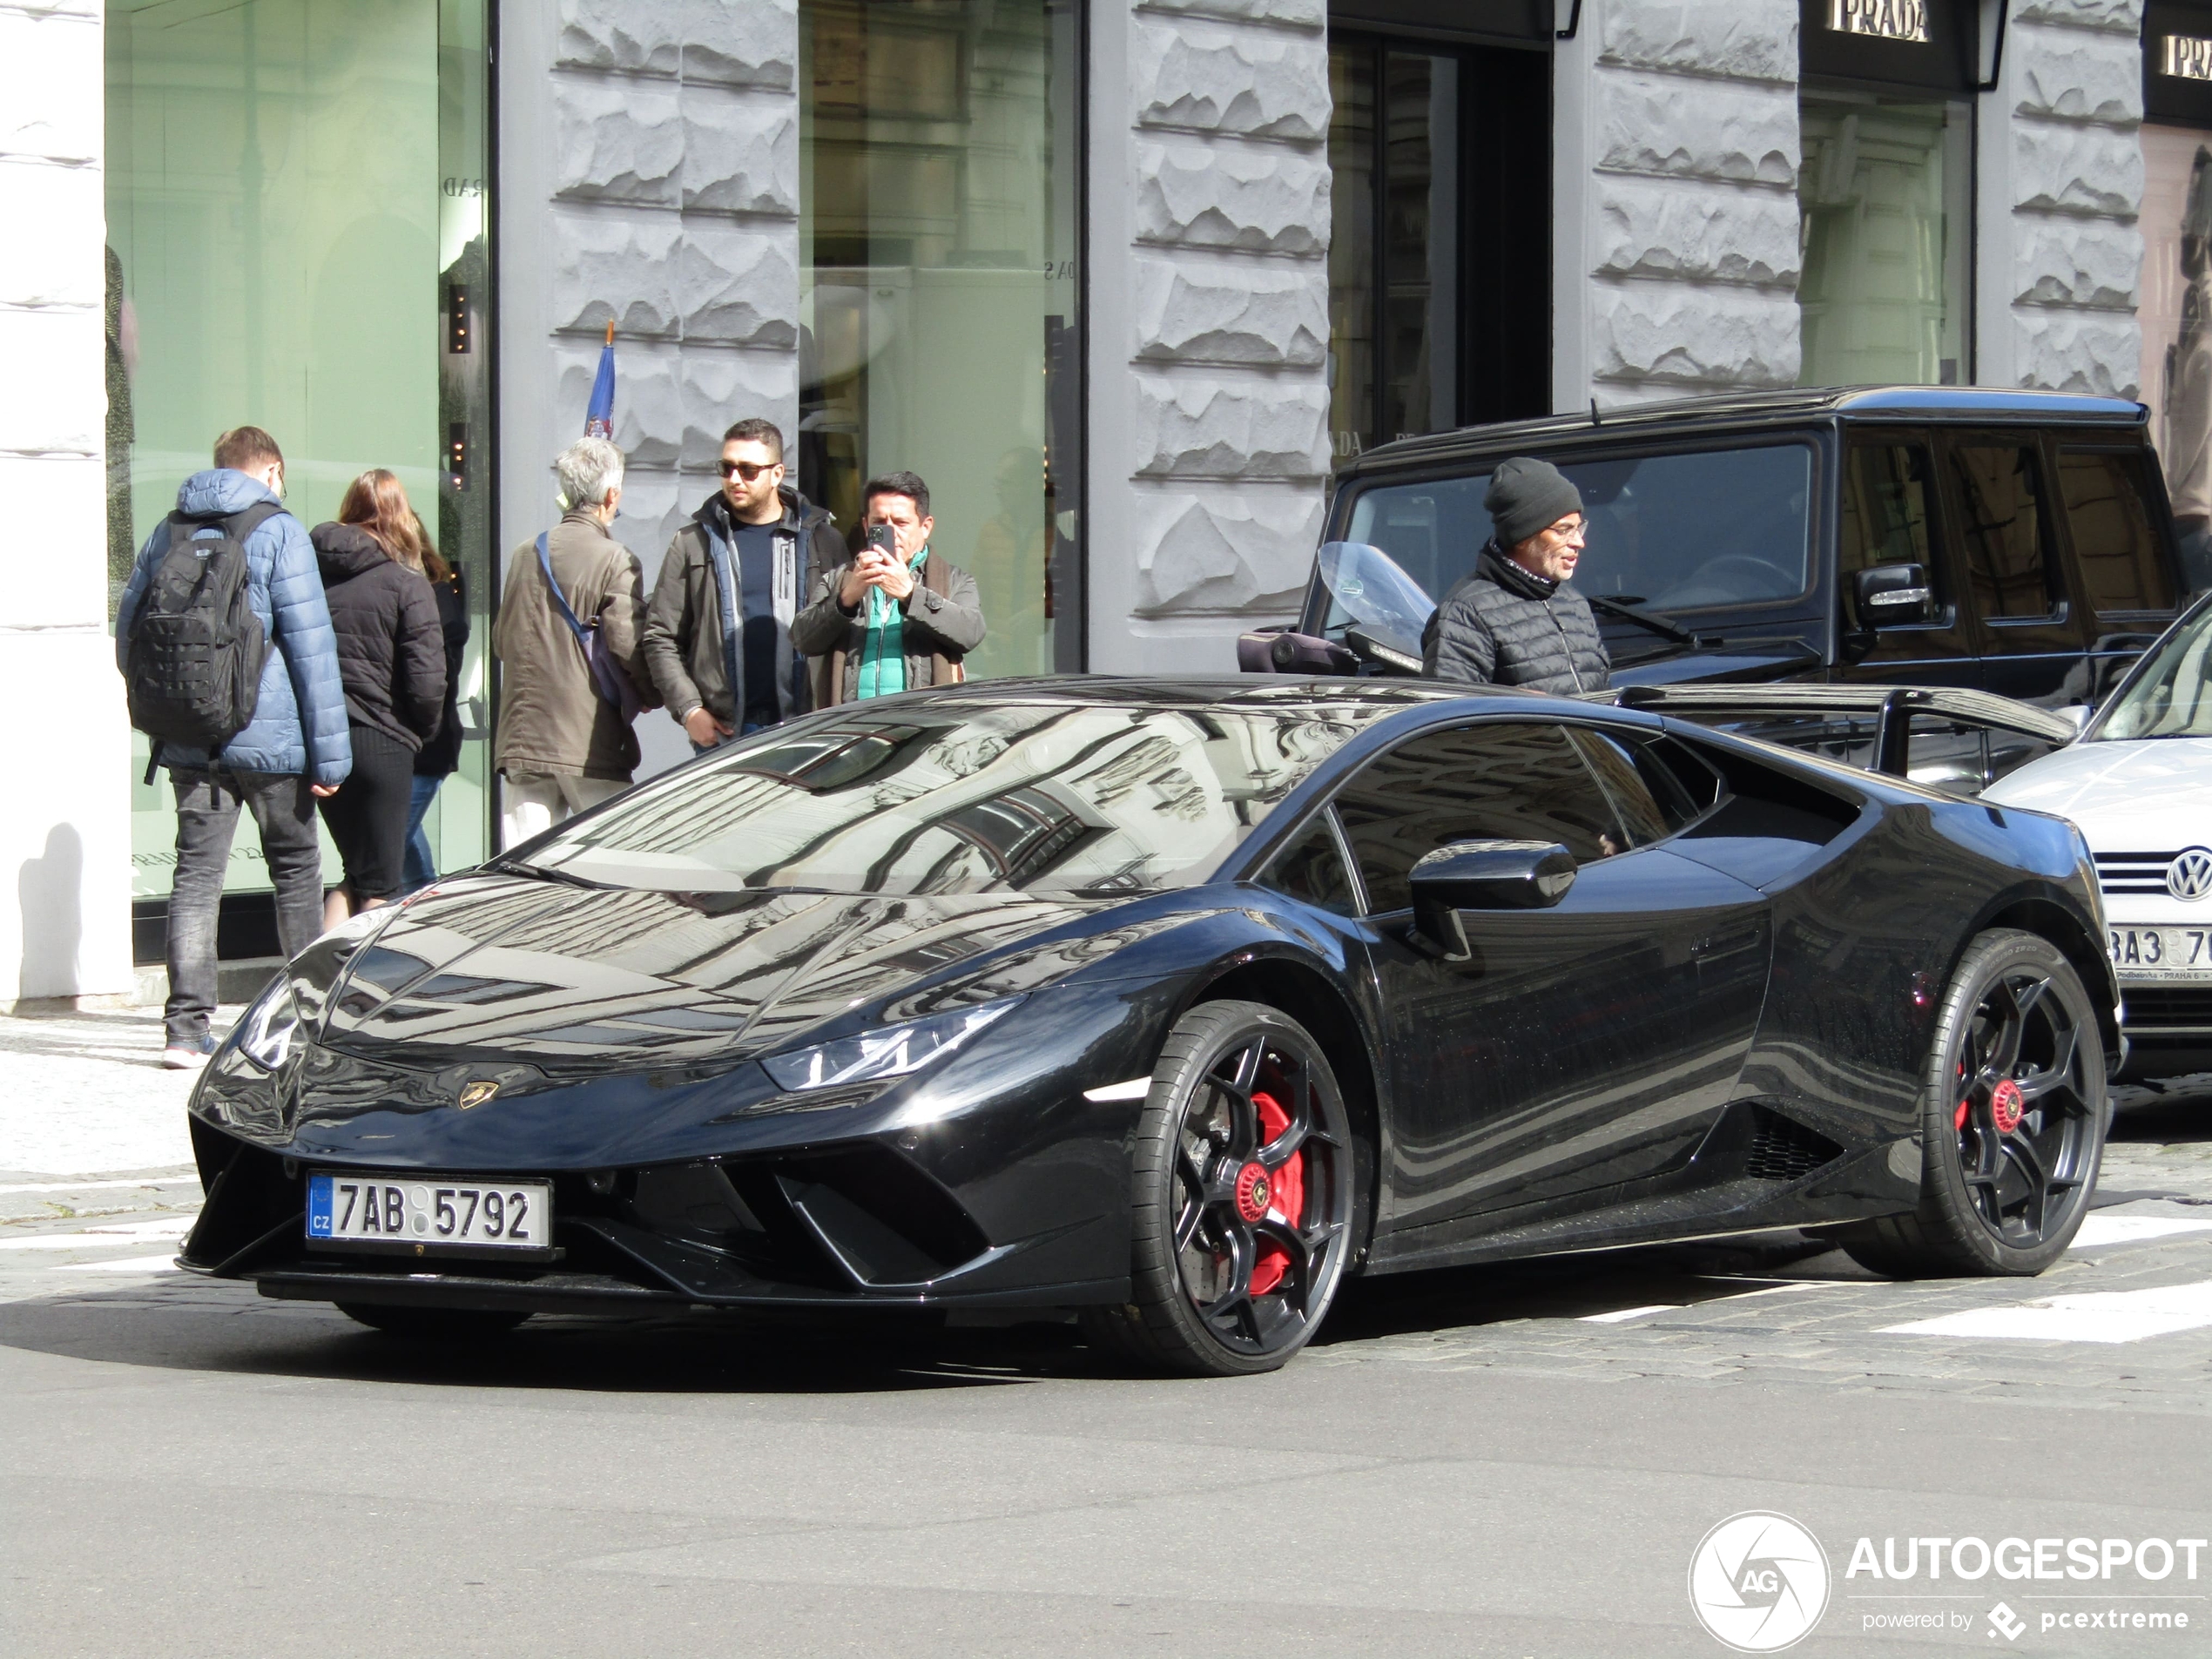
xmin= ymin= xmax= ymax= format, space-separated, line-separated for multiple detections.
xmin=1244 ymin=1092 xmax=1305 ymax=1297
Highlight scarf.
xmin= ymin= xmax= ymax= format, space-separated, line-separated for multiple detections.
xmin=855 ymin=543 xmax=930 ymax=700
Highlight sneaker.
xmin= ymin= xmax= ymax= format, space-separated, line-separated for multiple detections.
xmin=160 ymin=1037 xmax=214 ymax=1071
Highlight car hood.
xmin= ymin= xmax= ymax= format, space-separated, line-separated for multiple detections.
xmin=305 ymin=874 xmax=1136 ymax=1073
xmin=1983 ymin=737 xmax=2212 ymax=852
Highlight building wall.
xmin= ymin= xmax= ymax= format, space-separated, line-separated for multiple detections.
xmin=497 ymin=0 xmax=802 ymax=781
xmin=0 ymin=0 xmax=132 ymax=1007
xmin=1978 ymin=0 xmax=2147 ymax=395
xmin=1555 ymin=0 xmax=1804 ymax=412
xmin=1086 ymin=0 xmax=1335 ymax=674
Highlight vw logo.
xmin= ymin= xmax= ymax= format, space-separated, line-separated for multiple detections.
xmin=2170 ymin=848 xmax=2212 ymax=903
xmin=1688 ymin=1512 xmax=1830 ymax=1651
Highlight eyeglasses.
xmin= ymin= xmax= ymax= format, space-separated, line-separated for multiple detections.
xmin=719 ymin=458 xmax=779 ymax=482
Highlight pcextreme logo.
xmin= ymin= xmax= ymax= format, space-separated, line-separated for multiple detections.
xmin=1689 ymin=1511 xmax=1831 ymax=1652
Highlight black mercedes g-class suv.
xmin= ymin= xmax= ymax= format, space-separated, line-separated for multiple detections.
xmin=1258 ymin=388 xmax=2207 ymax=782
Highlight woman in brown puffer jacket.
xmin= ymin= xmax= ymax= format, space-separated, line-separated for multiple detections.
xmin=311 ymin=470 xmax=446 ymax=927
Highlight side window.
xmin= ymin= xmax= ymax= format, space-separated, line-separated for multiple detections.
xmin=1840 ymin=441 xmax=1942 ymax=624
xmin=1263 ymin=814 xmax=1359 ymax=916
xmin=1567 ymin=729 xmax=1704 ymax=845
xmin=1334 ymin=723 xmax=1620 ymax=913
xmin=2057 ymin=449 xmax=2177 ymax=616
xmin=1950 ymin=442 xmax=2057 ymax=619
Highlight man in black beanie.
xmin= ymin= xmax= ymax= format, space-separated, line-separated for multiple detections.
xmin=1420 ymin=455 xmax=1610 ymax=694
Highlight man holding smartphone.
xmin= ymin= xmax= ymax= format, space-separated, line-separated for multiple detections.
xmin=642 ymin=418 xmax=845 ymax=748
xmin=793 ymin=470 xmax=986 ymax=705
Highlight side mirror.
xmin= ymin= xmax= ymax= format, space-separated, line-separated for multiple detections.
xmin=2058 ymin=703 xmax=2093 ymax=738
xmin=1409 ymin=840 xmax=1577 ymax=958
xmin=1853 ymin=563 xmax=1937 ymax=628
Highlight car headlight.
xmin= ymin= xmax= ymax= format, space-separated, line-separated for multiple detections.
xmin=760 ymin=995 xmax=1025 ymax=1093
xmin=234 ymin=980 xmax=301 ymax=1071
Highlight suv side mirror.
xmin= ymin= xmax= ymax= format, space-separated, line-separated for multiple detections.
xmin=1409 ymin=840 xmax=1577 ymax=957
xmin=1853 ymin=563 xmax=1937 ymax=628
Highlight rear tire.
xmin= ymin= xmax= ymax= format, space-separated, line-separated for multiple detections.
xmin=1081 ymin=1001 xmax=1357 ymax=1376
xmin=1841 ymin=929 xmax=2105 ymax=1278
xmin=336 ymin=1303 xmax=531 ymax=1341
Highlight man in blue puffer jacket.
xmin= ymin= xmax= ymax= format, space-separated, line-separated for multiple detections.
xmin=114 ymin=426 xmax=352 ymax=1069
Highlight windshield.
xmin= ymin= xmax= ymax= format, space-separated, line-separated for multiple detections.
xmin=1334 ymin=442 xmax=1815 ymax=630
xmin=1315 ymin=541 xmax=1438 ymax=655
xmin=2093 ymin=601 xmax=2212 ymax=740
xmin=522 ymin=700 xmax=1380 ymax=897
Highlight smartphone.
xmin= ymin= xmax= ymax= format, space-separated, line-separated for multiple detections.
xmin=865 ymin=523 xmax=897 ymax=561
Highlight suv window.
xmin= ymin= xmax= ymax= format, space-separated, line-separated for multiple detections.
xmin=2057 ymin=448 xmax=2177 ymax=616
xmin=1839 ymin=440 xmax=1943 ymax=624
xmin=1950 ymin=442 xmax=2058 ymax=620
xmin=1334 ymin=722 xmax=1629 ymax=912
xmin=1335 ymin=443 xmax=1813 ymax=625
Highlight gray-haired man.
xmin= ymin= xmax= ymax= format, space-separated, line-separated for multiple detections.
xmin=491 ymin=437 xmax=656 ymax=844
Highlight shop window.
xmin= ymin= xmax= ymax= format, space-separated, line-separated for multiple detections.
xmin=1950 ymin=444 xmax=2057 ymax=620
xmin=799 ymin=0 xmax=1082 ymax=679
xmin=1798 ymin=90 xmax=1972 ymax=388
xmin=2057 ymin=450 xmax=2179 ymax=616
xmin=106 ymin=0 xmax=493 ymax=944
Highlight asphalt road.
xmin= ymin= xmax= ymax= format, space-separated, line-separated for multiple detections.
xmin=4 ymin=1042 xmax=2211 ymax=1657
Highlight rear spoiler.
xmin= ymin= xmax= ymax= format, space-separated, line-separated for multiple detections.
xmin=1595 ymin=682 xmax=2081 ymax=777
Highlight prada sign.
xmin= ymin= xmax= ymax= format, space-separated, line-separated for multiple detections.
xmin=2162 ymin=33 xmax=2212 ymax=81
xmin=1828 ymin=0 xmax=1931 ymax=44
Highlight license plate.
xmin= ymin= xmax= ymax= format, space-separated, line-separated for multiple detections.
xmin=306 ymin=1173 xmax=553 ymax=1256
xmin=2108 ymin=927 xmax=2212 ymax=981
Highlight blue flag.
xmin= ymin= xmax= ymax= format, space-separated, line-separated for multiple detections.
xmin=584 ymin=321 xmax=615 ymax=438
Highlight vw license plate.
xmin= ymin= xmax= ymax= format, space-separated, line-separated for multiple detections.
xmin=307 ymin=1173 xmax=553 ymax=1255
xmin=2109 ymin=927 xmax=2212 ymax=981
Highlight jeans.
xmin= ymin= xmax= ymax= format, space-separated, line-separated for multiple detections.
xmin=165 ymin=771 xmax=326 ymax=1048
xmin=403 ymin=772 xmax=442 ymax=892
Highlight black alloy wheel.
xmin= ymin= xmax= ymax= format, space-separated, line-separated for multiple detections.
xmin=1082 ymin=1000 xmax=1357 ymax=1376
xmin=336 ymin=1303 xmax=531 ymax=1341
xmin=1842 ymin=929 xmax=2106 ymax=1278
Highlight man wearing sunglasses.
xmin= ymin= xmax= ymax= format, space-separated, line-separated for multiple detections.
xmin=642 ymin=418 xmax=846 ymax=748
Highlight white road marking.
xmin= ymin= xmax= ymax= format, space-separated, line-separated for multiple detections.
xmin=0 ymin=1216 xmax=196 ymax=1250
xmin=52 ymin=1254 xmax=179 ymax=1273
xmin=2069 ymin=1215 xmax=2212 ymax=1250
xmin=1880 ymin=1279 xmax=2212 ymax=1345
xmin=1580 ymin=1305 xmax=1683 ymax=1324
xmin=0 ymin=1177 xmax=192 ymax=1195
xmin=1082 ymin=1077 xmax=1151 ymax=1103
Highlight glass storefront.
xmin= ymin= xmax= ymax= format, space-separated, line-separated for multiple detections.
xmin=105 ymin=0 xmax=493 ymax=941
xmin=1797 ymin=89 xmax=1972 ymax=387
xmin=798 ymin=0 xmax=1083 ymax=679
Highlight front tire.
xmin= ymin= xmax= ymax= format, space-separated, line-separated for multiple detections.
xmin=336 ymin=1303 xmax=531 ymax=1341
xmin=1843 ymin=929 xmax=2106 ymax=1278
xmin=1082 ymin=1001 xmax=1356 ymax=1376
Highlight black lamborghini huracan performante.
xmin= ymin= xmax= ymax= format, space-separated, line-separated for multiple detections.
xmin=182 ymin=680 xmax=2120 ymax=1374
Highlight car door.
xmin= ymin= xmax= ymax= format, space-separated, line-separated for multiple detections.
xmin=1940 ymin=430 xmax=2092 ymax=717
xmin=1332 ymin=718 xmax=1771 ymax=1249
xmin=1835 ymin=428 xmax=1981 ymax=686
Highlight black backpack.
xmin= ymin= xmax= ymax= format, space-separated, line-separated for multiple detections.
xmin=124 ymin=503 xmax=279 ymax=763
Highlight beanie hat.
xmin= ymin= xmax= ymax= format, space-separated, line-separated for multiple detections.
xmin=1486 ymin=456 xmax=1582 ymax=548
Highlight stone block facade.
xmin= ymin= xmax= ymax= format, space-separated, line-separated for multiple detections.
xmin=0 ymin=0 xmax=132 ymax=1003
xmin=1986 ymin=0 xmax=2146 ymax=395
xmin=505 ymin=0 xmax=802 ymax=588
xmin=1089 ymin=0 xmax=1332 ymax=671
xmin=1560 ymin=0 xmax=1803 ymax=408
